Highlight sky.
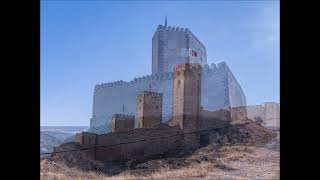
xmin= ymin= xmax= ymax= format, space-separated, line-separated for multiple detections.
xmin=41 ymin=1 xmax=280 ymax=126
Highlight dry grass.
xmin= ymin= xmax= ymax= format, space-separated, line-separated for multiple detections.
xmin=41 ymin=124 xmax=279 ymax=180
xmin=41 ymin=140 xmax=279 ymax=180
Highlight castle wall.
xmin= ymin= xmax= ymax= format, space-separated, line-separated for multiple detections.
xmin=230 ymin=106 xmax=248 ymax=121
xmin=77 ymin=126 xmax=183 ymax=162
xmin=75 ymin=132 xmax=97 ymax=159
xmin=201 ymin=63 xmax=230 ymax=111
xmin=226 ymin=64 xmax=247 ymax=108
xmin=111 ymin=114 xmax=135 ymax=132
xmin=89 ymin=62 xmax=246 ymax=134
xmin=90 ymin=81 xmax=138 ymax=134
xmin=172 ymin=63 xmax=202 ymax=149
xmin=199 ymin=108 xmax=231 ymax=130
xmin=187 ymin=31 xmax=207 ymax=66
xmin=136 ymin=91 xmax=162 ymax=128
xmin=247 ymin=102 xmax=280 ymax=128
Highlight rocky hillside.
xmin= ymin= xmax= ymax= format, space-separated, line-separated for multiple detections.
xmin=41 ymin=133 xmax=279 ymax=179
xmin=42 ymin=119 xmax=276 ymax=174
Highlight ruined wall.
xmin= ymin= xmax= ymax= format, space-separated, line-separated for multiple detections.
xmin=136 ymin=91 xmax=162 ymax=128
xmin=76 ymin=126 xmax=183 ymax=162
xmin=247 ymin=102 xmax=280 ymax=128
xmin=75 ymin=132 xmax=97 ymax=159
xmin=199 ymin=108 xmax=231 ymax=131
xmin=111 ymin=114 xmax=134 ymax=132
xmin=230 ymin=106 xmax=248 ymax=121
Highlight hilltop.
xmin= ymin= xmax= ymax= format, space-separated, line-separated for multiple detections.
xmin=41 ymin=119 xmax=279 ymax=179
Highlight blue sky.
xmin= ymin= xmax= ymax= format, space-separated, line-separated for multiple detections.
xmin=41 ymin=1 xmax=279 ymax=126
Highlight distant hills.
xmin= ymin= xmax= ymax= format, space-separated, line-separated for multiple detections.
xmin=40 ymin=126 xmax=89 ymax=154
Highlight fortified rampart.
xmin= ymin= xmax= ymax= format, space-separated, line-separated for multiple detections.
xmin=76 ymin=125 xmax=183 ymax=162
xmin=172 ymin=63 xmax=202 ymax=149
xmin=136 ymin=91 xmax=163 ymax=128
xmin=247 ymin=102 xmax=280 ymax=128
xmin=68 ymin=63 xmax=248 ymax=163
xmin=89 ymin=23 xmax=246 ymax=134
xmin=90 ymin=62 xmax=246 ymax=134
xmin=111 ymin=114 xmax=135 ymax=132
xmin=75 ymin=107 xmax=242 ymax=163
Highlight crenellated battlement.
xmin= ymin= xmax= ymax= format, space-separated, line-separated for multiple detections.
xmin=139 ymin=91 xmax=163 ymax=98
xmin=131 ymin=72 xmax=173 ymax=85
xmin=112 ymin=113 xmax=135 ymax=120
xmin=90 ymin=21 xmax=247 ymax=134
xmin=157 ymin=24 xmax=189 ymax=32
xmin=95 ymin=80 xmax=131 ymax=90
xmin=174 ymin=63 xmax=203 ymax=73
xmin=94 ymin=62 xmax=229 ymax=93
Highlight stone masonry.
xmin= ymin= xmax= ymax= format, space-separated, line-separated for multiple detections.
xmin=247 ymin=102 xmax=280 ymax=128
xmin=172 ymin=63 xmax=202 ymax=149
xmin=136 ymin=91 xmax=163 ymax=128
xmin=70 ymin=62 xmax=250 ymax=163
xmin=152 ymin=24 xmax=207 ymax=75
xmin=111 ymin=114 xmax=135 ymax=132
xmin=89 ymin=22 xmax=246 ymax=134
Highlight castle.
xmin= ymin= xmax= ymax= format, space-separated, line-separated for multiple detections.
xmin=89 ymin=20 xmax=246 ymax=134
xmin=69 ymin=63 xmax=248 ymax=163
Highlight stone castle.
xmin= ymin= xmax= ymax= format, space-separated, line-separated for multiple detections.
xmin=69 ymin=63 xmax=248 ymax=163
xmin=89 ymin=20 xmax=246 ymax=134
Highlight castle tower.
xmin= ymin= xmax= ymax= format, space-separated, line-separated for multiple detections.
xmin=172 ymin=63 xmax=202 ymax=149
xmin=152 ymin=23 xmax=207 ymax=75
xmin=136 ymin=91 xmax=163 ymax=128
xmin=111 ymin=114 xmax=135 ymax=132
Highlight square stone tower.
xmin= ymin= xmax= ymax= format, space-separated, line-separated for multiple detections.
xmin=136 ymin=91 xmax=163 ymax=128
xmin=152 ymin=24 xmax=207 ymax=75
xmin=172 ymin=63 xmax=202 ymax=149
xmin=111 ymin=114 xmax=135 ymax=132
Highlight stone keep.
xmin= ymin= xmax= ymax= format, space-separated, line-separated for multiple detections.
xmin=136 ymin=91 xmax=162 ymax=128
xmin=172 ymin=63 xmax=202 ymax=149
xmin=111 ymin=114 xmax=134 ymax=132
xmin=152 ymin=25 xmax=207 ymax=74
xmin=89 ymin=22 xmax=247 ymax=134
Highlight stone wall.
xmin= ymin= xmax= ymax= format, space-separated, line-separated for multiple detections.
xmin=172 ymin=63 xmax=202 ymax=149
xmin=247 ymin=102 xmax=280 ymax=128
xmin=76 ymin=126 xmax=183 ymax=162
xmin=89 ymin=62 xmax=246 ymax=134
xmin=152 ymin=24 xmax=206 ymax=75
xmin=226 ymin=63 xmax=247 ymax=108
xmin=76 ymin=108 xmax=238 ymax=163
xmin=230 ymin=106 xmax=248 ymax=121
xmin=75 ymin=132 xmax=97 ymax=160
xmin=89 ymin=24 xmax=246 ymax=134
xmin=111 ymin=114 xmax=134 ymax=132
xmin=136 ymin=91 xmax=162 ymax=128
xmin=199 ymin=108 xmax=231 ymax=130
